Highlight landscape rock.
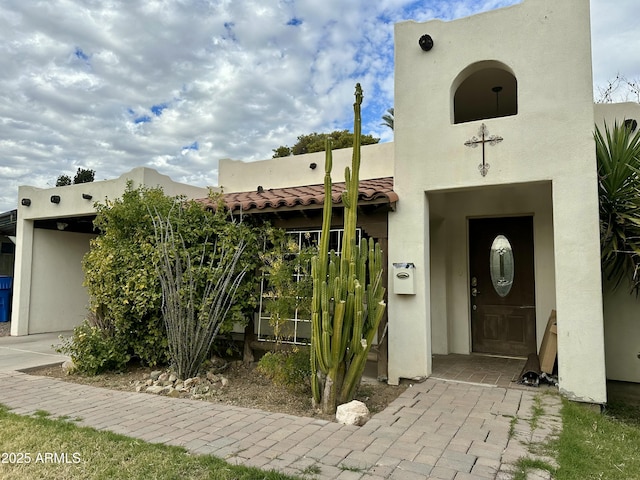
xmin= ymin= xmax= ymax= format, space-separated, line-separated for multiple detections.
xmin=336 ymin=400 xmax=370 ymax=426
xmin=193 ymin=385 xmax=210 ymax=395
xmin=135 ymin=367 xmax=232 ymax=398
xmin=61 ymin=360 xmax=76 ymax=375
xmin=184 ymin=377 xmax=200 ymax=388
xmin=167 ymin=388 xmax=181 ymax=398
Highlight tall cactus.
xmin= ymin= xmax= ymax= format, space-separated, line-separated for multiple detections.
xmin=311 ymin=84 xmax=387 ymax=414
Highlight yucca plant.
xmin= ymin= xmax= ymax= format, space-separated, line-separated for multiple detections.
xmin=595 ymin=121 xmax=640 ymax=293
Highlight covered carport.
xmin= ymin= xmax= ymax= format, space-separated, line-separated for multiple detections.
xmin=11 ymin=168 xmax=209 ymax=336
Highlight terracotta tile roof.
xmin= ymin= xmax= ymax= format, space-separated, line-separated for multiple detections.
xmin=200 ymin=177 xmax=397 ymax=213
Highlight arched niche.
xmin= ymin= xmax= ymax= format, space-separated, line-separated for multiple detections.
xmin=452 ymin=61 xmax=518 ymax=124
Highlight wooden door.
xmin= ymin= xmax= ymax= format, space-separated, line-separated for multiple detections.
xmin=469 ymin=216 xmax=536 ymax=356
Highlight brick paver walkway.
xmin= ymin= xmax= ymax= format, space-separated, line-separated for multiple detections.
xmin=0 ymin=371 xmax=561 ymax=479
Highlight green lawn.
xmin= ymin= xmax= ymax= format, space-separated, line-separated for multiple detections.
xmin=0 ymin=405 xmax=303 ymax=480
xmin=513 ymin=397 xmax=640 ymax=480
xmin=3 ymin=396 xmax=640 ymax=480
xmin=555 ymin=400 xmax=640 ymax=480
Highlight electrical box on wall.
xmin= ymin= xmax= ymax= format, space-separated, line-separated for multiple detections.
xmin=393 ymin=263 xmax=415 ymax=295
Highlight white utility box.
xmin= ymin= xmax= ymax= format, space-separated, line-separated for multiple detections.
xmin=393 ymin=263 xmax=415 ymax=295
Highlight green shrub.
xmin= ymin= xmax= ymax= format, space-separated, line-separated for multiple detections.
xmin=257 ymin=349 xmax=311 ymax=391
xmin=82 ymin=183 xmax=267 ymax=370
xmin=57 ymin=322 xmax=130 ymax=375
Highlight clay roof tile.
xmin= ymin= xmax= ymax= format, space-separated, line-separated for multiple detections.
xmin=198 ymin=177 xmax=397 ymax=213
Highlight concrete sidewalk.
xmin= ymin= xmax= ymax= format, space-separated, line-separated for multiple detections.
xmin=0 ymin=331 xmax=71 ymax=371
xmin=0 ymin=368 xmax=561 ymax=479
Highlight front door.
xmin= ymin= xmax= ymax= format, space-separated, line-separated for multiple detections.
xmin=469 ymin=216 xmax=536 ymax=356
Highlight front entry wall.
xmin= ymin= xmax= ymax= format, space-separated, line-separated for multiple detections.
xmin=28 ymin=229 xmax=95 ymax=334
xmin=390 ymin=0 xmax=607 ymax=403
xmin=428 ymin=182 xmax=556 ymax=357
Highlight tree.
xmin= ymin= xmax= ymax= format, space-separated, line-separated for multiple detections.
xmin=596 ymin=74 xmax=640 ymax=104
xmin=595 ymin=121 xmax=640 ymax=293
xmin=56 ymin=175 xmax=72 ymax=187
xmin=272 ymin=146 xmax=291 ymax=158
xmin=273 ymin=130 xmax=379 ymax=158
xmin=381 ymin=107 xmax=394 ymax=130
xmin=55 ymin=168 xmax=95 ymax=186
xmin=74 ymin=168 xmax=95 ymax=184
xmin=310 ymin=85 xmax=386 ymax=414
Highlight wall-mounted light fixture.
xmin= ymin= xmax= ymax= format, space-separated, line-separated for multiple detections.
xmin=82 ymin=193 xmax=93 ymax=200
xmin=492 ymin=86 xmax=503 ymax=114
xmin=21 ymin=198 xmax=31 ymax=207
xmin=309 ymin=162 xmax=317 ymax=170
xmin=418 ymin=34 xmax=434 ymax=51
xmin=50 ymin=195 xmax=61 ymax=204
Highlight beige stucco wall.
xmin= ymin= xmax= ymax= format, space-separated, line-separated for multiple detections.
xmin=390 ymin=0 xmax=606 ymax=402
xmin=594 ymin=102 xmax=640 ymax=130
xmin=218 ymin=142 xmax=394 ymax=193
xmin=603 ymin=281 xmax=640 ymax=383
xmin=594 ymin=102 xmax=640 ymax=383
xmin=28 ymin=230 xmax=96 ymax=334
xmin=16 ymin=167 xmax=213 ymax=220
xmin=11 ymin=168 xmax=210 ymax=336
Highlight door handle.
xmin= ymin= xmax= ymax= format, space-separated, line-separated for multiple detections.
xmin=471 ymin=288 xmax=480 ymax=297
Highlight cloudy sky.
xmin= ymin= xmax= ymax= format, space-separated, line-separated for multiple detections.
xmin=1 ymin=0 xmax=639 ymax=213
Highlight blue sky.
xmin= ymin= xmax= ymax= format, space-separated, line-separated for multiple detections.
xmin=0 ymin=0 xmax=639 ymax=212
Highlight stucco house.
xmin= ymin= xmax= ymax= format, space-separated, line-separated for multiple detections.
xmin=10 ymin=168 xmax=209 ymax=336
xmin=8 ymin=0 xmax=640 ymax=405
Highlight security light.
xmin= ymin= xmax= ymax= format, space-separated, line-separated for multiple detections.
xmin=418 ymin=34 xmax=434 ymax=51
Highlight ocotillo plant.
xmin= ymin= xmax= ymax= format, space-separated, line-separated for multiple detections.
xmin=310 ymin=84 xmax=387 ymax=414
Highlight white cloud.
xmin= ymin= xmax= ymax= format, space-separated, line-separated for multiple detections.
xmin=0 ymin=0 xmax=636 ymax=212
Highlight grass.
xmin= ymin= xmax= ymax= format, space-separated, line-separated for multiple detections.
xmin=554 ymin=399 xmax=640 ymax=480
xmin=0 ymin=405 xmax=303 ymax=480
xmin=339 ymin=464 xmax=365 ymax=472
xmin=529 ymin=395 xmax=544 ymax=430
xmin=511 ymin=458 xmax=557 ymax=480
xmin=512 ymin=396 xmax=640 ymax=480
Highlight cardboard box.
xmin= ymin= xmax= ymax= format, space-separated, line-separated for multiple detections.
xmin=538 ymin=310 xmax=557 ymax=374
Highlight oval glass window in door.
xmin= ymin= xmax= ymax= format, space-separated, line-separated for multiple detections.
xmin=489 ymin=234 xmax=514 ymax=297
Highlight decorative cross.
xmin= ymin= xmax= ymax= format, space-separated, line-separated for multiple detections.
xmin=464 ymin=123 xmax=503 ymax=177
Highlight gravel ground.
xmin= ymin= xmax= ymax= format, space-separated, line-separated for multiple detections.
xmin=28 ymin=360 xmax=406 ymax=422
xmin=0 ymin=321 xmax=10 ymax=337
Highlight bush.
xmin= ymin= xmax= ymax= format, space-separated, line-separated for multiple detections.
xmin=80 ymin=183 xmax=267 ymax=372
xmin=257 ymin=349 xmax=311 ymax=392
xmin=56 ymin=322 xmax=130 ymax=375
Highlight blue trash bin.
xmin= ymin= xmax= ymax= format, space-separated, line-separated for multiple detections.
xmin=0 ymin=276 xmax=12 ymax=323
